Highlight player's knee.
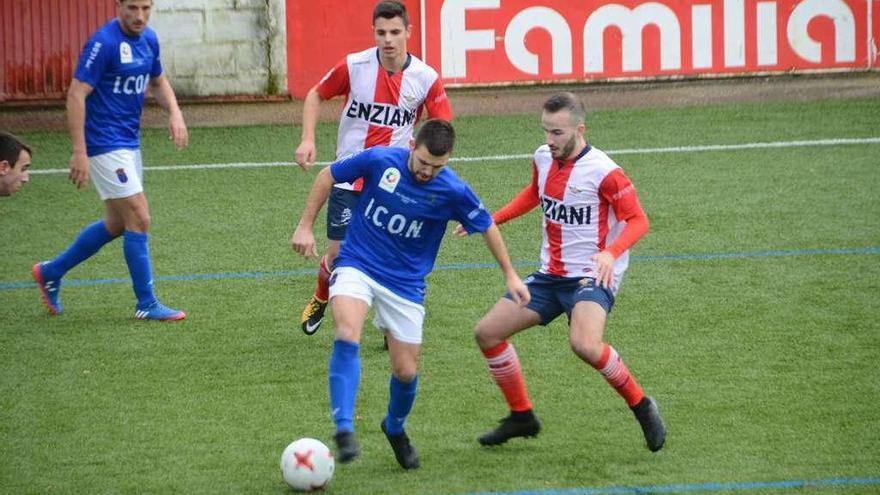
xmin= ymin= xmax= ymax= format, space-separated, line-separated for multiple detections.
xmin=391 ymin=366 xmax=417 ymax=383
xmin=473 ymin=320 xmax=501 ymax=350
xmin=333 ymin=325 xmax=361 ymax=343
xmin=123 ymin=209 xmax=151 ymax=233
xmin=131 ymin=215 xmax=150 ymax=232
xmin=104 ymin=219 xmax=125 ymax=237
xmin=569 ymin=337 xmax=603 ymax=365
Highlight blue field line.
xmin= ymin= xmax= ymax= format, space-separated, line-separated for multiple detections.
xmin=636 ymin=246 xmax=880 ymax=262
xmin=459 ymin=476 xmax=880 ymax=495
xmin=2 ymin=246 xmax=877 ymax=291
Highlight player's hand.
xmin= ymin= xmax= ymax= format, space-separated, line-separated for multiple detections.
xmin=68 ymin=152 xmax=90 ymax=189
xmin=506 ymin=277 xmax=531 ymax=306
xmin=168 ymin=112 xmax=189 ymax=150
xmin=452 ymin=223 xmax=468 ymax=237
xmin=591 ymin=251 xmax=615 ymax=288
xmin=291 ymin=226 xmax=318 ymax=257
xmin=295 ymin=140 xmax=316 ymax=171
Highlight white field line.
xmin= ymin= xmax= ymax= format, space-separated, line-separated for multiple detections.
xmin=30 ymin=137 xmax=880 ymax=175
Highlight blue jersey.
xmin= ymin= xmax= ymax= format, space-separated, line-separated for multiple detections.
xmin=74 ymin=19 xmax=163 ymax=157
xmin=331 ymin=147 xmax=492 ymax=303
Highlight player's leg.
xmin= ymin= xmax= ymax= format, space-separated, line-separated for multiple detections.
xmin=32 ymin=152 xmax=130 ymax=315
xmin=475 ymin=273 xmax=554 ymax=446
xmin=373 ymin=286 xmax=424 ymax=469
xmin=569 ymin=283 xmax=665 ymax=452
xmin=301 ymin=188 xmax=358 ymax=335
xmin=300 ymin=240 xmax=337 ymax=335
xmin=105 ymin=150 xmax=183 ymax=321
xmin=102 ymin=199 xmax=127 ymax=236
xmin=327 ymin=268 xmax=372 ymax=462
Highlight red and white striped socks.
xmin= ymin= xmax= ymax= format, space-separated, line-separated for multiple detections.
xmin=592 ymin=344 xmax=645 ymax=407
xmin=482 ymin=341 xmax=645 ymax=410
xmin=481 ymin=341 xmax=532 ymax=412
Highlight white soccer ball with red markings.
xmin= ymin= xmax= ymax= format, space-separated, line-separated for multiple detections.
xmin=280 ymin=438 xmax=335 ymax=491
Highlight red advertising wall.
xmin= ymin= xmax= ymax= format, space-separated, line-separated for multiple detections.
xmin=286 ymin=0 xmax=876 ymax=96
xmin=422 ymin=0 xmax=875 ymax=85
xmin=0 ymin=0 xmax=116 ymax=102
xmin=286 ymin=0 xmax=423 ymax=98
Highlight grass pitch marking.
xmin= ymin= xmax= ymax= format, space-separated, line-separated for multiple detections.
xmin=28 ymin=137 xmax=880 ymax=175
xmin=2 ymin=246 xmax=876 ymax=291
xmin=459 ymin=476 xmax=880 ymax=495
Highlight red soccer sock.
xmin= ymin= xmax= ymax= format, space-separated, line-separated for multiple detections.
xmin=592 ymin=344 xmax=645 ymax=407
xmin=482 ymin=341 xmax=532 ymax=412
xmin=313 ymin=255 xmax=331 ymax=302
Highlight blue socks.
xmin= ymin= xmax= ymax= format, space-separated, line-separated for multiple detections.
xmin=43 ymin=220 xmax=115 ymax=280
xmin=42 ymin=220 xmax=159 ymax=310
xmin=328 ymin=341 xmax=419 ymax=436
xmin=329 ymin=340 xmax=361 ymax=434
xmin=123 ymin=230 xmax=157 ymax=310
xmin=384 ymin=374 xmax=418 ymax=435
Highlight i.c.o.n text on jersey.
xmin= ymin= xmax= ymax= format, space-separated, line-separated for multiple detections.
xmin=112 ymin=74 xmax=151 ymax=95
xmin=345 ymin=99 xmax=416 ymax=127
xmin=363 ymin=198 xmax=424 ymax=238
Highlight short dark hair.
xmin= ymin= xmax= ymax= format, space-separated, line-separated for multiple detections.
xmin=0 ymin=131 xmax=32 ymax=166
xmin=414 ymin=119 xmax=455 ymax=156
xmin=543 ymin=92 xmax=586 ymax=124
xmin=373 ymin=0 xmax=409 ymax=26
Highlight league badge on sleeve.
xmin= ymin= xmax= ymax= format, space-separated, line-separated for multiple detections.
xmin=379 ymin=167 xmax=401 ymax=193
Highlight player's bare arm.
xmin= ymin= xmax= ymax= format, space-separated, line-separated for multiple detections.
xmin=66 ymin=79 xmax=94 ymax=189
xmin=150 ymin=75 xmax=188 ymax=150
xmin=294 ymin=86 xmax=323 ymax=171
xmin=481 ymin=224 xmax=530 ymax=306
xmin=291 ymin=167 xmax=335 ymax=257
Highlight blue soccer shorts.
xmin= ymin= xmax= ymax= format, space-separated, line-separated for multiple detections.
xmin=504 ymin=271 xmax=615 ymax=325
xmin=326 ymin=187 xmax=361 ymax=240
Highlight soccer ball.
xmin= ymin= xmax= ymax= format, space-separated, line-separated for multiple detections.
xmin=280 ymin=438 xmax=335 ymax=492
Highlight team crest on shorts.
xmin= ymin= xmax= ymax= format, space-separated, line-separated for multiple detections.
xmin=379 ymin=167 xmax=401 ymax=193
xmin=116 ymin=168 xmax=129 ymax=183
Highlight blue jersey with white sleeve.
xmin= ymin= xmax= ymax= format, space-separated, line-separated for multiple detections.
xmin=331 ymin=147 xmax=492 ymax=304
xmin=74 ymin=19 xmax=163 ymax=157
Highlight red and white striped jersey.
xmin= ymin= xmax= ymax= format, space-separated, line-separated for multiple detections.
xmin=316 ymin=47 xmax=452 ymax=190
xmin=531 ymin=145 xmax=645 ymax=293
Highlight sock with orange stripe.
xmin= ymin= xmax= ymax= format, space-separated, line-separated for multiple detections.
xmin=313 ymin=255 xmax=331 ymax=302
xmin=482 ymin=341 xmax=532 ymax=412
xmin=591 ymin=344 xmax=645 ymax=407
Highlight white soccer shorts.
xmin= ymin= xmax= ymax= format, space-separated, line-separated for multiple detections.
xmin=329 ymin=266 xmax=426 ymax=345
xmin=89 ymin=149 xmax=144 ymax=200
